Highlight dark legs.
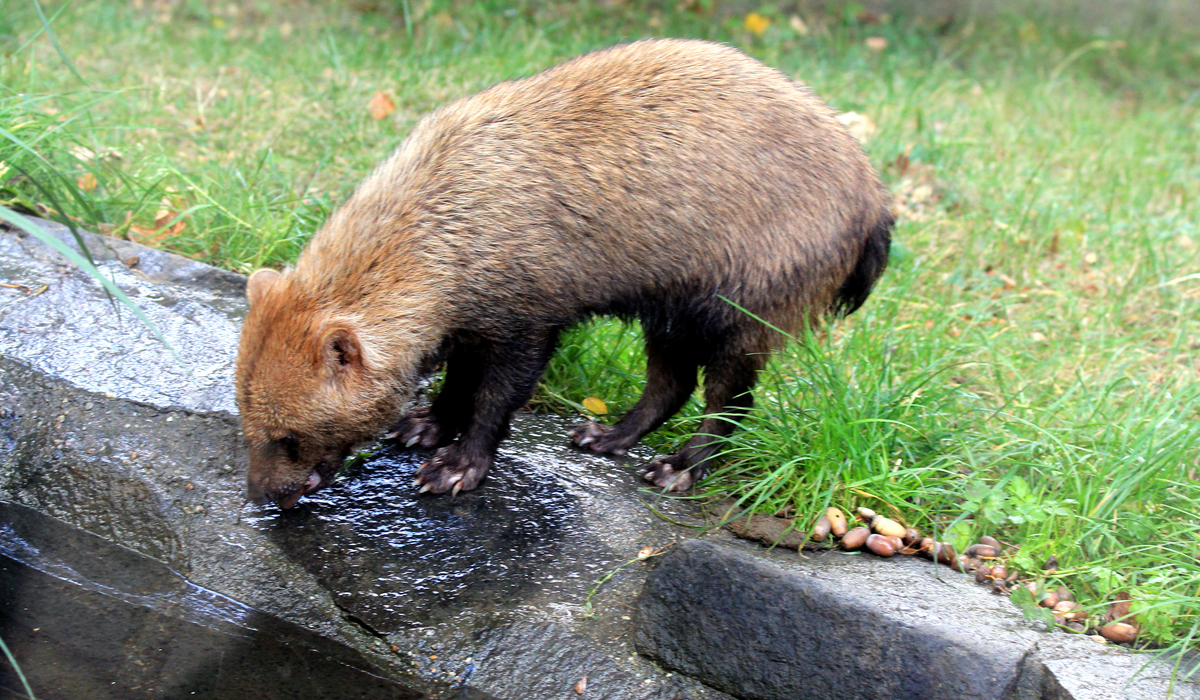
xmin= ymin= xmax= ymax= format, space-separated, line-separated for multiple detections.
xmin=409 ymin=331 xmax=558 ymax=495
xmin=401 ymin=321 xmax=768 ymax=495
xmin=572 ymin=323 xmax=768 ymax=492
xmin=391 ymin=344 xmax=487 ymax=448
xmin=640 ymin=348 xmax=764 ymax=491
xmin=570 ymin=331 xmax=700 ymax=456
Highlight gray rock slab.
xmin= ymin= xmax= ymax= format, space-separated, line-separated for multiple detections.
xmin=0 ymin=218 xmax=244 ymax=414
xmin=2 ymin=220 xmax=1194 ymax=700
xmin=635 ymin=538 xmax=1198 ymax=700
xmin=1028 ymin=634 xmax=1199 ymax=700
xmin=0 ymin=221 xmax=729 ymax=699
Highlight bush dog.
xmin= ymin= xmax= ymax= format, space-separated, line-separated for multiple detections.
xmin=236 ymin=39 xmax=892 ymax=508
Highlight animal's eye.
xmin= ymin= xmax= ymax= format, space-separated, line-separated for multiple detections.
xmin=279 ymin=434 xmax=300 ymax=461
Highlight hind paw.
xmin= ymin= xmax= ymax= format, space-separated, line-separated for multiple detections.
xmin=413 ymin=446 xmax=490 ymax=496
xmin=642 ymin=454 xmax=701 ymax=491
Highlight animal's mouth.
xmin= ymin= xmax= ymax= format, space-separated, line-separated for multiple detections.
xmin=275 ymin=471 xmax=322 ymax=510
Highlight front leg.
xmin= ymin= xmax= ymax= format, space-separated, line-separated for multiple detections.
xmin=390 ymin=344 xmax=488 ymax=448
xmin=413 ymin=331 xmax=558 ymax=495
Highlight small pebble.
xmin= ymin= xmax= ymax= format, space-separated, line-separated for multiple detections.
xmin=826 ymin=507 xmax=848 ymax=537
xmin=841 ymin=527 xmax=869 ymax=551
xmin=870 ymin=516 xmax=906 ymax=539
xmin=811 ymin=515 xmax=831 ymax=542
xmin=866 ymin=534 xmax=896 ymax=557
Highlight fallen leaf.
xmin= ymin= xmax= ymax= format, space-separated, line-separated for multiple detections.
xmin=637 ymin=546 xmax=655 ymax=560
xmin=836 ymin=111 xmax=876 ymax=144
xmin=581 ymin=397 xmax=608 ymax=415
xmin=574 ymin=675 xmax=587 ymax=695
xmin=76 ymin=173 xmax=98 ymax=191
xmin=368 ymin=91 xmax=396 ymax=121
xmin=744 ymin=12 xmax=770 ymax=36
xmin=865 ymin=36 xmax=888 ymax=51
xmin=1018 ymin=21 xmax=1040 ymax=43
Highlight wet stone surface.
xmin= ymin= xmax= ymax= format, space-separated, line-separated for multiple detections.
xmin=0 ymin=219 xmax=245 ymax=414
xmin=0 ymin=220 xmax=729 ymax=700
xmin=252 ymin=447 xmax=604 ymax=634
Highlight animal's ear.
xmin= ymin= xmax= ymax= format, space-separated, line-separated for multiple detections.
xmin=322 ymin=326 xmax=365 ymax=378
xmin=246 ymin=269 xmax=281 ymax=307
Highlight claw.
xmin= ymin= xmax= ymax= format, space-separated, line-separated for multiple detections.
xmin=419 ymin=482 xmax=433 ymax=493
xmin=446 ymin=473 xmax=462 ymax=485
xmin=412 ymin=478 xmax=423 ymax=487
xmin=383 ymin=431 xmax=399 ymax=440
xmin=578 ymin=436 xmax=594 ymax=446
xmin=451 ymin=481 xmax=463 ymax=497
xmin=406 ymin=435 xmax=421 ymax=448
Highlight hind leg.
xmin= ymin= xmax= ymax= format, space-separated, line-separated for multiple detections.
xmin=571 ymin=330 xmax=699 ymax=456
xmin=642 ymin=345 xmax=766 ymax=491
xmin=391 ymin=345 xmax=485 ymax=448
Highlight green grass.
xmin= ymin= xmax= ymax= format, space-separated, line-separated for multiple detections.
xmin=2 ymin=0 xmax=1199 ymax=664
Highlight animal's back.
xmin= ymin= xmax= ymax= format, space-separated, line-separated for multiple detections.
xmin=297 ymin=39 xmax=891 ymax=334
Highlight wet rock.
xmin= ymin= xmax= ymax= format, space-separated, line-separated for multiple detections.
xmin=0 ymin=222 xmax=727 ymax=700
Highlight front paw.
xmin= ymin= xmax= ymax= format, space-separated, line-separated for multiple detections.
xmin=413 ymin=446 xmax=490 ymax=496
xmin=569 ymin=421 xmax=631 ymax=456
xmin=642 ymin=454 xmax=700 ymax=491
xmin=389 ymin=406 xmax=454 ymax=448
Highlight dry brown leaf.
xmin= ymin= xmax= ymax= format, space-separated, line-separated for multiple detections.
xmin=744 ymin=12 xmax=770 ymax=36
xmin=128 ymin=224 xmax=170 ymax=245
xmin=76 ymin=173 xmax=98 ymax=191
xmin=574 ymin=675 xmax=587 ymax=695
xmin=368 ymin=91 xmax=396 ymax=121
xmin=128 ymin=211 xmax=186 ymax=246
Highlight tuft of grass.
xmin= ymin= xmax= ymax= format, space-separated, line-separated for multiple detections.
xmin=1 ymin=0 xmax=1198 ymax=660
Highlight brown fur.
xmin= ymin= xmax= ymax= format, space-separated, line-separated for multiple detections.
xmin=236 ymin=39 xmax=892 ymax=508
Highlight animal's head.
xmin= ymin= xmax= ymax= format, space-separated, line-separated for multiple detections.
xmin=235 ymin=269 xmax=400 ymax=509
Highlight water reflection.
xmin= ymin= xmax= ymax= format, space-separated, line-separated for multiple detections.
xmin=0 ymin=502 xmax=422 ymax=700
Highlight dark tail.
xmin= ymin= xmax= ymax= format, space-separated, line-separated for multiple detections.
xmin=833 ymin=212 xmax=893 ymax=317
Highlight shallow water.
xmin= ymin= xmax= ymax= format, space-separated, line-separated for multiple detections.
xmin=247 ymin=443 xmax=616 ymax=634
